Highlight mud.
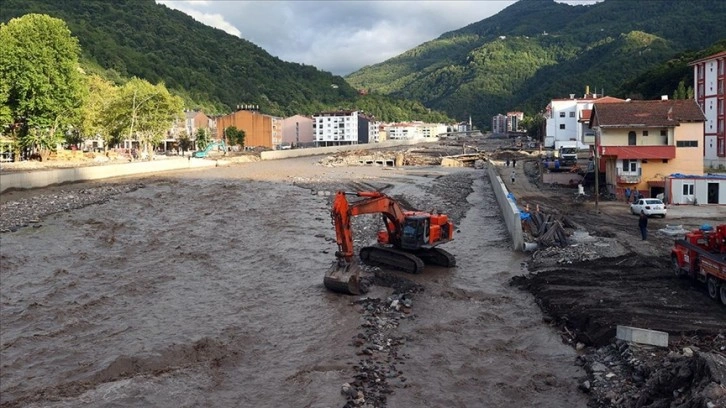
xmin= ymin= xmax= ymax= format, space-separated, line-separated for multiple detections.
xmin=0 ymin=155 xmax=586 ymax=407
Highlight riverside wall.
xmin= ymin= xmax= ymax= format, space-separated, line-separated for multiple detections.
xmin=486 ymin=164 xmax=524 ymax=251
xmin=0 ymin=158 xmax=219 ymax=193
xmin=260 ymin=139 xmax=437 ymax=160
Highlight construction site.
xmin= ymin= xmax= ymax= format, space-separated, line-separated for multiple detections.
xmin=0 ymin=136 xmax=724 ymax=408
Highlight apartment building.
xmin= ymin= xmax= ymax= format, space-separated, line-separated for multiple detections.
xmin=545 ymin=90 xmax=623 ymax=149
xmin=281 ymin=115 xmax=314 ymax=148
xmin=313 ymin=110 xmax=371 ymax=147
xmin=383 ymin=121 xmax=447 ymax=140
xmin=690 ymin=51 xmax=726 ymax=169
xmin=216 ymin=107 xmax=282 ymax=149
xmin=506 ymin=111 xmax=524 ymax=132
xmin=491 ymin=114 xmax=507 ymax=135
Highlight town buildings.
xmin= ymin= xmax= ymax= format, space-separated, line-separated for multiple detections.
xmin=689 ymin=50 xmax=726 ymax=170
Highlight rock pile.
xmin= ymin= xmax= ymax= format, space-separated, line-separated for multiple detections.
xmin=576 ymin=338 xmax=726 ymax=408
xmin=342 ymin=272 xmax=423 ymax=407
xmin=0 ymin=183 xmax=144 ymax=233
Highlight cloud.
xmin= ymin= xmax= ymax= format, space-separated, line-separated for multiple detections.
xmin=156 ymin=1 xmax=600 ymax=75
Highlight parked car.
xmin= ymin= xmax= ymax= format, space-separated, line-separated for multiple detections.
xmin=630 ymin=198 xmax=667 ymax=218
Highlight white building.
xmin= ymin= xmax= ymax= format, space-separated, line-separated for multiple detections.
xmin=313 ymin=110 xmax=372 ymax=147
xmin=544 ymin=90 xmax=623 ymax=149
xmin=383 ymin=121 xmax=447 ymax=140
xmin=690 ymin=51 xmax=726 ymax=170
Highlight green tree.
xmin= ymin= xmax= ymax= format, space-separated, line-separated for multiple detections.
xmin=224 ymin=126 xmax=245 ymax=148
xmin=81 ymin=74 xmax=118 ymax=151
xmin=0 ymin=14 xmax=86 ymax=158
xmin=195 ymin=127 xmax=210 ymax=150
xmin=178 ymin=131 xmax=192 ymax=153
xmin=106 ymin=77 xmax=183 ymax=159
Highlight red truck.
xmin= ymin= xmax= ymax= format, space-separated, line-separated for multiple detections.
xmin=671 ymin=224 xmax=726 ymax=305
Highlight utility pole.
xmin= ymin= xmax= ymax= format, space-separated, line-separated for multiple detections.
xmin=594 ymin=130 xmax=600 ymax=214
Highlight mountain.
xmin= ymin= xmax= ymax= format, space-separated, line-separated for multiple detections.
xmin=345 ymin=0 xmax=726 ymax=129
xmin=0 ymin=0 xmax=358 ymax=116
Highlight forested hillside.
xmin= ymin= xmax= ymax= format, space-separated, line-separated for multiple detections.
xmin=346 ymin=0 xmax=726 ymax=129
xmin=0 ymin=0 xmax=355 ymax=117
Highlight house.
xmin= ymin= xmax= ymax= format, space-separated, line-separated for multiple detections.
xmin=689 ymin=50 xmax=726 ymax=170
xmin=313 ymin=110 xmax=372 ymax=147
xmin=545 ymin=88 xmax=624 ymax=149
xmin=281 ymin=115 xmax=314 ymax=148
xmin=216 ymin=107 xmax=282 ymax=149
xmin=589 ymin=98 xmax=706 ymax=200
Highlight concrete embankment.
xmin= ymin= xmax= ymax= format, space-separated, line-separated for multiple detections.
xmin=487 ymin=164 xmax=524 ymax=251
xmin=0 ymin=157 xmax=219 ymax=193
xmin=260 ymin=139 xmax=436 ymax=160
xmin=0 ymin=140 xmax=437 ymax=193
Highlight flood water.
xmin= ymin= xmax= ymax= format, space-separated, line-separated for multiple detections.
xmin=0 ymin=157 xmax=586 ymax=407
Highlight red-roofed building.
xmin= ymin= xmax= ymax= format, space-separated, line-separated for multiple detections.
xmin=590 ymin=98 xmax=706 ymax=199
xmin=689 ymin=51 xmax=726 ymax=170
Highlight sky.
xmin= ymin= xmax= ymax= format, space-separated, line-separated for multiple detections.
xmin=156 ymin=0 xmax=600 ymax=76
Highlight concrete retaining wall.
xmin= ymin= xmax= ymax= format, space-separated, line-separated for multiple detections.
xmin=487 ymin=164 xmax=524 ymax=251
xmin=260 ymin=139 xmax=438 ymax=160
xmin=0 ymin=158 xmax=220 ymax=193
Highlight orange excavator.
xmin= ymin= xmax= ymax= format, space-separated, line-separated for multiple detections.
xmin=324 ymin=191 xmax=456 ymax=295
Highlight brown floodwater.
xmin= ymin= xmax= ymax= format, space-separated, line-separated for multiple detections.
xmin=0 ymin=157 xmax=586 ymax=407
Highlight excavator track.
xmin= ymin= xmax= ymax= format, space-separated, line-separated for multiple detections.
xmin=359 ymin=245 xmax=425 ymax=274
xmin=414 ymin=247 xmax=456 ymax=267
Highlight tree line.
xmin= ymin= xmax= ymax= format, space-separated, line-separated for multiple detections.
xmin=0 ymin=14 xmax=185 ymax=160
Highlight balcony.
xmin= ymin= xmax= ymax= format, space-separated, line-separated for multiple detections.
xmin=617 ymin=174 xmax=641 ymax=184
xmin=598 ymin=145 xmax=676 ymax=159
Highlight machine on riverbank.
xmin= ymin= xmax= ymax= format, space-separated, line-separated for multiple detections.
xmin=324 ymin=191 xmax=456 ymax=295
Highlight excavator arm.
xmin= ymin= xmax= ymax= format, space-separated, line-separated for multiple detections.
xmin=331 ymin=191 xmax=408 ymax=261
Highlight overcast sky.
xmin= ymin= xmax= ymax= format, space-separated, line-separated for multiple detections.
xmin=156 ymin=0 xmax=599 ymax=76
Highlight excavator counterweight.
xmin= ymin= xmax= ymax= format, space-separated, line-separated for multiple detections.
xmin=324 ymin=191 xmax=455 ymax=295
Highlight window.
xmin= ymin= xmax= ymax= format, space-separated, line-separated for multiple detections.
xmin=660 ymin=130 xmax=667 ymax=137
xmin=628 ymin=131 xmax=636 ymax=145
xmin=642 ymin=130 xmax=648 ymax=136
xmin=676 ymin=140 xmax=698 ymax=147
xmin=559 ymin=124 xmax=565 ymax=129
xmin=622 ymin=159 xmax=637 ymax=173
xmin=559 ymin=112 xmax=565 ymax=118
xmin=569 ymin=112 xmax=575 ymax=117
xmin=682 ymin=184 xmax=694 ymax=195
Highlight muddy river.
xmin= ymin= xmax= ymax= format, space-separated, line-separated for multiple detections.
xmin=0 ymin=157 xmax=586 ymax=407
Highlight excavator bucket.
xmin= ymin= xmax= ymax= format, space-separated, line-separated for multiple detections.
xmin=324 ymin=260 xmax=365 ymax=295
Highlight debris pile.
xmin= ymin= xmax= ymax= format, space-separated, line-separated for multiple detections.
xmin=575 ymin=338 xmax=726 ymax=408
xmin=523 ymin=211 xmax=579 ymax=248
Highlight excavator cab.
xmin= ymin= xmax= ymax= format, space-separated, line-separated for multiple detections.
xmin=401 ymin=216 xmax=429 ymax=250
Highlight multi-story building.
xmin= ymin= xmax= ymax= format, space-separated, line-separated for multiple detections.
xmin=281 ymin=115 xmax=314 ymax=148
xmin=590 ymin=98 xmax=705 ymax=199
xmin=216 ymin=107 xmax=282 ymax=149
xmin=313 ymin=110 xmax=372 ymax=146
xmin=491 ymin=114 xmax=507 ymax=135
xmin=689 ymin=50 xmax=726 ymax=170
xmin=545 ymin=89 xmax=623 ymax=149
xmin=506 ymin=111 xmax=524 ymax=132
xmin=382 ymin=121 xmax=447 ymax=140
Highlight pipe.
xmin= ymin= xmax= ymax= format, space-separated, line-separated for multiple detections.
xmin=522 ymin=242 xmax=538 ymax=252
